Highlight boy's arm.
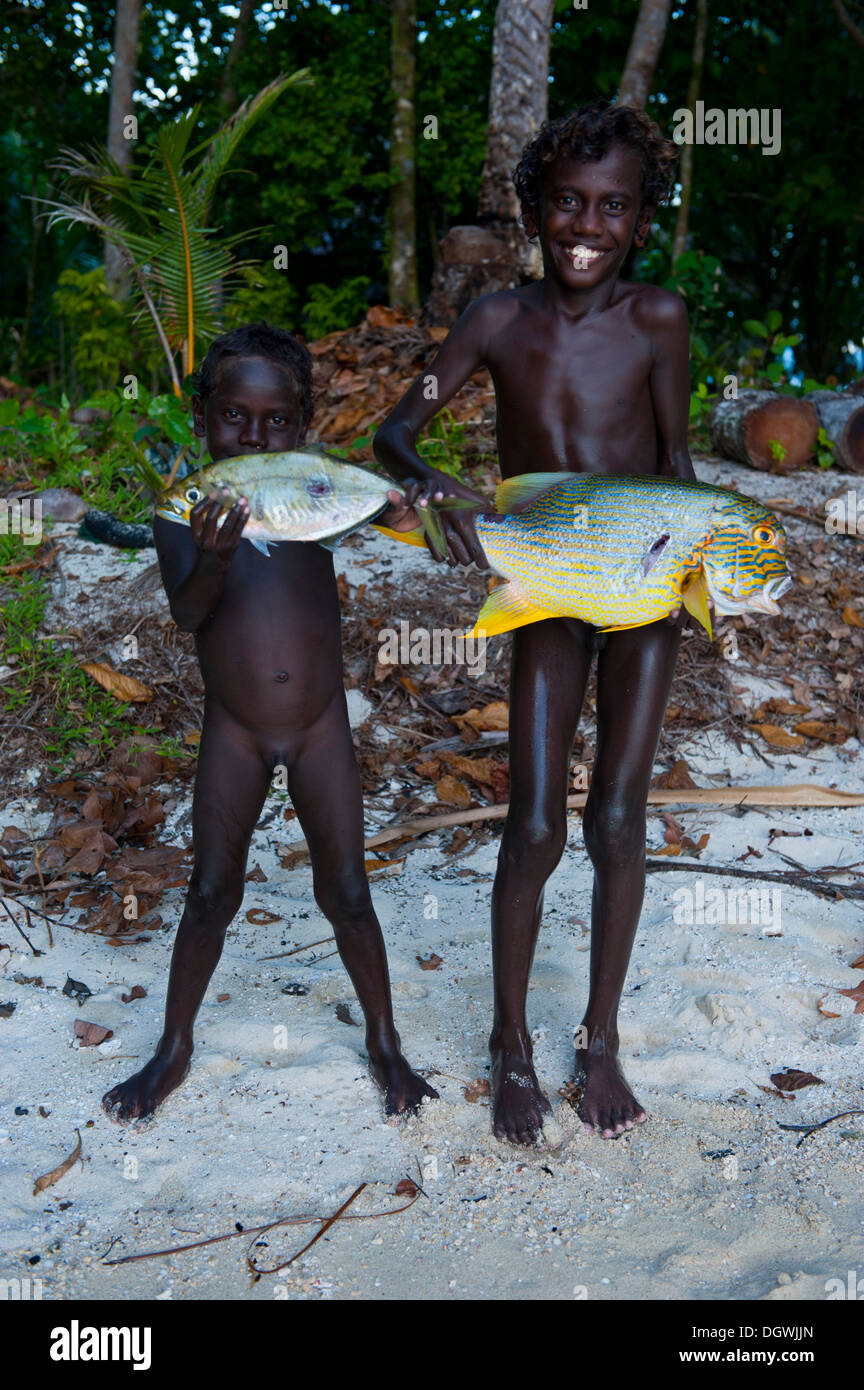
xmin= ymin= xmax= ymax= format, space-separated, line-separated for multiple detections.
xmin=154 ymin=497 xmax=250 ymax=633
xmin=643 ymin=290 xmax=697 ymax=482
xmin=374 ymin=298 xmax=495 ymax=567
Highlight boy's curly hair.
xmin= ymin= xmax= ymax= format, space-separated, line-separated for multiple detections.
xmin=193 ymin=321 xmax=314 ymax=426
xmin=513 ymin=100 xmax=678 ymax=221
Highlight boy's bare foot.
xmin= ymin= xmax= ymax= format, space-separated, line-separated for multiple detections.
xmin=369 ymin=1049 xmax=438 ymax=1116
xmin=490 ymin=1031 xmax=552 ymax=1146
xmin=102 ymin=1042 xmax=192 ymax=1123
xmin=574 ymin=1029 xmax=646 ymax=1138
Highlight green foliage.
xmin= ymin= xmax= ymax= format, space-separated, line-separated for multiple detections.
xmin=417 ymin=409 xmax=466 ymax=479
xmin=301 ymin=277 xmax=371 ymax=339
xmin=51 ymin=268 xmax=131 ymax=392
xmin=766 ymin=438 xmax=788 ymax=465
xmin=815 ymin=427 xmax=835 ymax=470
xmin=739 ymin=314 xmax=802 ymax=389
xmin=224 ymin=264 xmax=300 ymax=331
xmin=40 ymin=71 xmax=312 ymax=391
xmin=0 ymin=535 xmax=146 ymax=772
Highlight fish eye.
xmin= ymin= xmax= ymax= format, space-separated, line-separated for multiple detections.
xmin=752 ymin=525 xmax=774 ymax=546
xmin=307 ymin=477 xmax=332 ymax=498
xmin=185 ymin=486 xmax=201 ymax=504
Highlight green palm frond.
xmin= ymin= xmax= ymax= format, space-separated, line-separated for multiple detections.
xmin=36 ymin=70 xmax=313 ymax=392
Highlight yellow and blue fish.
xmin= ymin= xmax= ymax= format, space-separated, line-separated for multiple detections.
xmin=462 ymin=471 xmax=792 ymax=641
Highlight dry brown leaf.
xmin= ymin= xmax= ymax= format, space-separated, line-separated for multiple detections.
xmin=73 ymin=1019 xmax=113 ymax=1046
xmin=121 ymin=985 xmax=147 ymax=1003
xmin=837 ymin=979 xmax=864 ymax=1013
xmin=245 ymin=908 xmax=281 ymax=925
xmin=435 ymin=775 xmax=472 ymax=807
xmin=841 ymin=604 xmax=864 ymax=628
xmin=417 ymin=952 xmax=442 ymax=971
xmin=446 ymin=827 xmax=472 ymax=854
xmin=414 ymin=759 xmax=441 ymax=780
xmin=751 ymin=723 xmax=805 ymax=749
xmin=32 ymin=1129 xmax=82 ymax=1196
xmin=769 ymin=1068 xmax=824 ymax=1092
xmin=851 ymin=951 xmax=864 ymax=969
xmin=453 ymin=700 xmax=509 ymax=734
xmin=652 ymin=759 xmax=699 ymax=790
xmin=394 ymin=1177 xmax=419 ymax=1197
xmin=442 ymin=753 xmax=500 ymax=785
xmin=365 ymin=857 xmax=404 ymax=876
xmin=463 ymin=1078 xmax=491 ymax=1103
xmin=817 ymin=993 xmax=842 ymax=1018
xmin=793 ymin=721 xmax=848 ymax=744
xmin=245 ymin=864 xmax=268 ymax=883
xmin=80 ymin=662 xmax=153 ymax=703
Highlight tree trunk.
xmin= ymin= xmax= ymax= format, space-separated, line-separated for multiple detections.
xmin=105 ymin=0 xmax=142 ymax=299
xmin=618 ymin=0 xmax=672 ymax=109
xmin=220 ymin=0 xmax=256 ymax=116
xmin=388 ymin=0 xmax=419 ymax=313
xmin=806 ymin=390 xmax=864 ymax=473
xmin=423 ymin=0 xmax=554 ymax=326
xmin=708 ymin=390 xmax=819 ymax=473
xmin=671 ymin=0 xmax=708 ymax=262
xmin=478 ymin=0 xmax=555 ymax=272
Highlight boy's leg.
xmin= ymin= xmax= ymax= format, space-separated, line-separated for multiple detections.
xmin=286 ymin=696 xmax=437 ymax=1115
xmin=103 ymin=704 xmax=270 ymax=1122
xmin=577 ymin=619 xmax=682 ymax=1137
xmin=490 ymin=619 xmax=592 ymax=1145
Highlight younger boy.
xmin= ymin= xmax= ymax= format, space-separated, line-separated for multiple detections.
xmin=104 ymin=322 xmax=436 ymax=1122
xmin=375 ymin=101 xmax=689 ymax=1144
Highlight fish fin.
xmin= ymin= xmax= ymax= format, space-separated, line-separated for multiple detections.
xmin=681 ymin=572 xmax=713 ymax=639
xmin=371 ymin=523 xmax=428 ymax=549
xmin=599 ymin=617 xmax=661 ymax=633
xmin=467 ymin=581 xmax=556 ymax=639
xmin=248 ymin=537 xmax=272 ymax=557
xmin=317 ymin=537 xmax=340 ymax=552
xmin=494 ymin=472 xmax=579 ymax=514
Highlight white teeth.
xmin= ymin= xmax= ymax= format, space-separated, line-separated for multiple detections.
xmin=569 ymin=245 xmax=603 ymax=267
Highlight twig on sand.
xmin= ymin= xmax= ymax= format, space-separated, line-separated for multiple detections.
xmin=645 ymin=858 xmax=864 ymax=902
xmin=0 ymin=896 xmax=41 ymax=954
xmin=258 ymin=935 xmax=335 ymax=961
xmin=102 ymin=1180 xmax=420 ymax=1273
xmin=777 ymin=1109 xmax=864 ymax=1147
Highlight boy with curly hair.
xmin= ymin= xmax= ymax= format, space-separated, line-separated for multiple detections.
xmin=375 ymin=101 xmax=691 ymax=1144
xmin=103 ymin=322 xmax=436 ymax=1124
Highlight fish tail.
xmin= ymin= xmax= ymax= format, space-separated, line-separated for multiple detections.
xmin=370 ymin=522 xmax=428 ymax=549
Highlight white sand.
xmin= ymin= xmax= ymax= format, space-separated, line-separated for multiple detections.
xmin=1 ymin=457 xmax=862 ymax=1300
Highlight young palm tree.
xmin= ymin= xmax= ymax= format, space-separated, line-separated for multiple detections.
xmin=38 ymin=71 xmax=312 ymax=397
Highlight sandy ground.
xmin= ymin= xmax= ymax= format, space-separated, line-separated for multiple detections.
xmin=1 ymin=456 xmax=862 ymax=1301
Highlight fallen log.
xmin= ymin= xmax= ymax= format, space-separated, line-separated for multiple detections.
xmin=280 ymin=783 xmax=864 ymax=861
xmin=708 ymin=389 xmax=818 ymax=472
xmin=804 ymin=390 xmax=864 ymax=473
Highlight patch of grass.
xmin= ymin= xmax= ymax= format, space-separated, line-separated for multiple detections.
xmin=0 ymin=534 xmax=162 ymax=774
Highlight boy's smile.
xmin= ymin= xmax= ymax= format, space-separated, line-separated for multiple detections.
xmin=526 ymin=145 xmax=653 ymax=291
xmin=193 ymin=356 xmax=307 ymax=461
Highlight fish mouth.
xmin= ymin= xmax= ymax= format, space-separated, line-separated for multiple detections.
xmin=155 ymin=502 xmax=188 ymax=524
xmin=745 ymin=574 xmax=793 ymax=615
xmin=704 ymin=570 xmax=793 ymax=616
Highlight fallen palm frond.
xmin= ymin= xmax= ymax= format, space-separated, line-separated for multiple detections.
xmin=279 ymin=784 xmax=864 ymax=863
